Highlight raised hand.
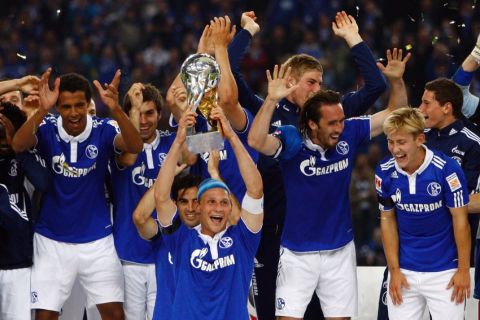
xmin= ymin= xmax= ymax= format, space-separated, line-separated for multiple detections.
xmin=93 ymin=69 xmax=122 ymax=111
xmin=266 ymin=64 xmax=299 ymax=102
xmin=17 ymin=75 xmax=40 ymax=95
xmin=210 ymin=105 xmax=234 ymax=140
xmin=177 ymin=107 xmax=197 ymax=145
xmin=207 ymin=149 xmax=221 ymax=179
xmin=210 ymin=16 xmax=236 ymax=49
xmin=171 ymin=85 xmax=188 ymax=112
xmin=241 ymin=11 xmax=260 ymax=36
xmin=38 ymin=68 xmax=60 ymax=111
xmin=376 ymin=48 xmax=411 ymax=80
xmin=23 ymin=94 xmax=40 ymax=114
xmin=332 ymin=11 xmax=362 ymax=47
xmin=127 ymin=82 xmax=145 ymax=112
xmin=197 ymin=25 xmax=214 ymax=55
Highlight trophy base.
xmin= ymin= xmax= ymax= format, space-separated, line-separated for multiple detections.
xmin=187 ymin=131 xmax=224 ymax=154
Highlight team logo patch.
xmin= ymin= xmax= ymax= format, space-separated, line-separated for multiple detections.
xmin=219 ymin=236 xmax=233 ymax=249
xmin=8 ymin=160 xmax=17 ymax=177
xmin=375 ymin=175 xmax=382 ymax=191
xmin=158 ymin=153 xmax=167 ymax=165
xmin=31 ymin=291 xmax=38 ymax=303
xmin=427 ymin=182 xmax=442 ymax=197
xmin=391 ymin=188 xmax=401 ymax=203
xmin=85 ymin=144 xmax=98 ymax=159
xmin=336 ymin=141 xmax=349 ymax=155
xmin=446 ymin=173 xmax=461 ymax=192
xmin=276 ymin=298 xmax=286 ymax=310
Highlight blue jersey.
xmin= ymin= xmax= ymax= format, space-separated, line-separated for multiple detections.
xmin=161 ymin=214 xmax=261 ymax=320
xmin=375 ymin=147 xmax=469 ymax=272
xmin=151 ymin=230 xmax=175 ymax=320
xmin=189 ymin=109 xmax=259 ymax=201
xmin=35 ymin=115 xmax=119 ymax=243
xmin=425 ymin=120 xmax=480 ymax=193
xmin=273 ymin=118 xmax=370 ymax=251
xmin=111 ymin=130 xmax=175 ymax=263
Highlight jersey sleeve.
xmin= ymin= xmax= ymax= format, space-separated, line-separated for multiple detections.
xmin=0 ymin=184 xmax=29 ymax=230
xmin=341 ymin=42 xmax=387 ymax=118
xmin=235 ymin=218 xmax=262 ymax=257
xmin=452 ymin=66 xmax=479 ymax=119
xmin=227 ymin=29 xmax=265 ymax=115
xmin=101 ymin=118 xmax=121 ymax=154
xmin=442 ymin=158 xmax=470 ymax=208
xmin=159 ymin=212 xmax=189 ymax=254
xmin=375 ymin=165 xmax=394 ymax=211
xmin=16 ymin=149 xmax=49 ymax=191
xmin=347 ymin=117 xmax=371 ymax=146
xmin=35 ymin=116 xmax=55 ymax=157
xmin=271 ymin=125 xmax=302 ymax=161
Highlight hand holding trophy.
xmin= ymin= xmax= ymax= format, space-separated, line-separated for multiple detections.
xmin=180 ymin=53 xmax=224 ymax=154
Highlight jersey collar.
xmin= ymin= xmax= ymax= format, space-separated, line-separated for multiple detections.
xmin=394 ymin=145 xmax=433 ymax=177
xmin=194 ymin=224 xmax=228 ymax=260
xmin=57 ymin=115 xmax=93 ymax=143
xmin=434 ymin=120 xmax=464 ymax=137
xmin=143 ymin=130 xmax=160 ymax=150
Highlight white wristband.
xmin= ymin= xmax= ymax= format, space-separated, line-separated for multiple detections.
xmin=241 ymin=193 xmax=264 ymax=215
xmin=471 ymin=46 xmax=480 ymax=64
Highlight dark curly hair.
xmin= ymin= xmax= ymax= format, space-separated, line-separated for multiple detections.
xmin=0 ymin=101 xmax=27 ymax=131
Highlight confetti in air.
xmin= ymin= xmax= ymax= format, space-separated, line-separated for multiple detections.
xmin=421 ymin=13 xmax=424 ymax=22
xmin=432 ymin=36 xmax=439 ymax=45
xmin=16 ymin=53 xmax=26 ymax=60
xmin=405 ymin=44 xmax=413 ymax=51
xmin=458 ymin=37 xmax=461 ymax=44
xmin=443 ymin=2 xmax=449 ymax=6
xmin=56 ymin=9 xmax=61 ymax=15
xmin=408 ymin=15 xmax=416 ymax=22
xmin=458 ymin=23 xmax=466 ymax=27
xmin=377 ymin=58 xmax=385 ymax=62
xmin=356 ymin=6 xmax=360 ymax=18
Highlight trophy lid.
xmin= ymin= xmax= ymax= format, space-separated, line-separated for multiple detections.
xmin=180 ymin=53 xmax=221 ymax=95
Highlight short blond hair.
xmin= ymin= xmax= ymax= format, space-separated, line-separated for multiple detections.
xmin=283 ymin=54 xmax=323 ymax=79
xmin=383 ymin=107 xmax=425 ymax=136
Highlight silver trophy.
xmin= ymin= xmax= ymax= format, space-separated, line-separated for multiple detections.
xmin=180 ymin=53 xmax=224 ymax=154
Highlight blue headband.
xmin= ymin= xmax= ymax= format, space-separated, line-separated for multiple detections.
xmin=197 ymin=178 xmax=230 ymax=200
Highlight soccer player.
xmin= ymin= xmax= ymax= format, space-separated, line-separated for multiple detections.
xmin=110 ymin=82 xmax=194 ymax=320
xmin=247 ymin=47 xmax=407 ymax=319
xmin=0 ymin=102 xmax=49 ymax=320
xmin=376 ymin=107 xmax=470 ymax=320
xmin=229 ymin=11 xmax=387 ymax=319
xmin=149 ymin=105 xmax=263 ymax=319
xmin=11 ymin=68 xmax=143 ymax=320
xmin=133 ymin=171 xmax=203 ymax=320
xmin=166 ymin=16 xmax=258 ymax=202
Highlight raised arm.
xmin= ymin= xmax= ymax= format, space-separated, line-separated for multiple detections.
xmin=93 ymin=70 xmax=143 ymax=154
xmin=447 ymin=206 xmax=471 ymax=303
xmin=248 ymin=64 xmax=298 ymax=155
xmin=0 ymin=75 xmax=40 ymax=96
xmin=469 ymin=193 xmax=480 ymax=214
xmin=333 ymin=11 xmax=387 ymax=117
xmin=12 ymin=68 xmax=59 ymax=153
xmin=132 ymin=186 xmax=158 ymax=240
xmin=227 ymin=11 xmax=264 ymax=115
xmin=210 ymin=106 xmax=263 ymax=232
xmin=154 ymin=110 xmax=196 ymax=226
xmin=370 ymin=48 xmax=410 ymax=137
xmin=116 ymin=82 xmax=143 ymax=167
xmin=210 ymin=16 xmax=247 ymax=131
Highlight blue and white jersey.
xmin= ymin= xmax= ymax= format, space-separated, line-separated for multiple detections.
xmin=375 ymin=147 xmax=469 ymax=272
xmin=151 ymin=232 xmax=175 ymax=320
xmin=273 ymin=118 xmax=370 ymax=252
xmin=190 ymin=109 xmax=259 ymax=201
xmin=35 ymin=115 xmax=119 ymax=243
xmin=161 ymin=214 xmax=261 ymax=320
xmin=111 ymin=130 xmax=175 ymax=263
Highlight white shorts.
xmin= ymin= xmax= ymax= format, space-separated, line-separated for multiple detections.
xmin=31 ymin=233 xmax=124 ymax=312
xmin=387 ymin=268 xmax=465 ymax=320
xmin=275 ymin=241 xmax=357 ymax=318
xmin=0 ymin=267 xmax=32 ymax=320
xmin=122 ymin=262 xmax=156 ymax=320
